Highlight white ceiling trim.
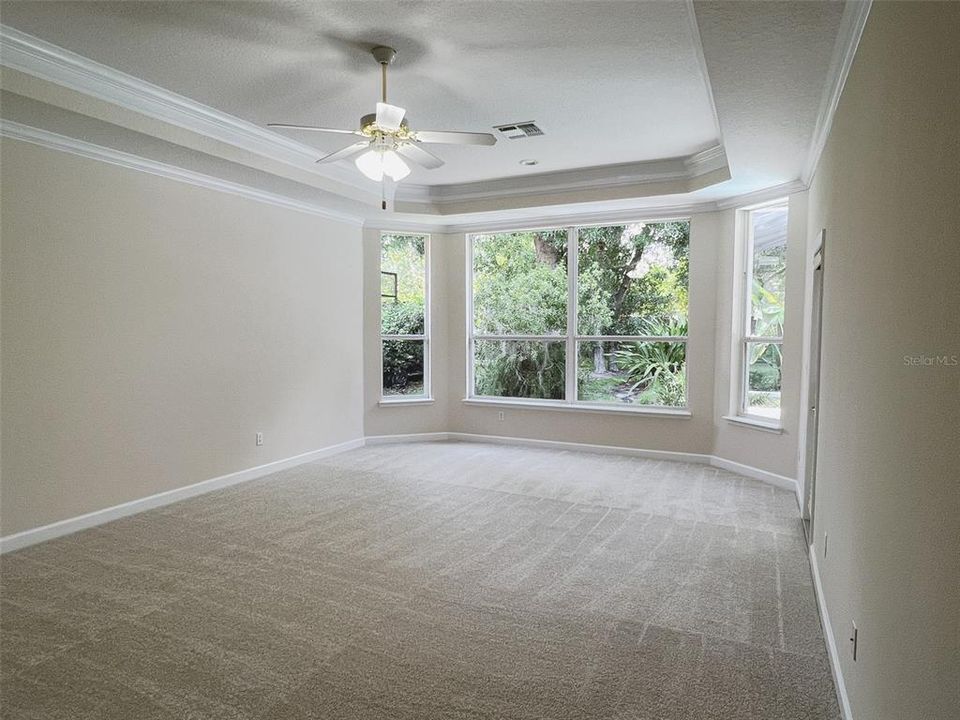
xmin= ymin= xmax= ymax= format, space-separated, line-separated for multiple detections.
xmin=684 ymin=0 xmax=724 ymax=143
xmin=398 ymin=145 xmax=727 ymax=206
xmin=375 ymin=180 xmax=811 ymax=234
xmin=0 ymin=25 xmax=373 ymax=190
xmin=3 ymin=118 xmax=812 ymax=234
xmin=714 ymin=180 xmax=807 ymax=210
xmin=801 ymin=0 xmax=873 ymax=185
xmin=0 ymin=24 xmax=730 ymax=211
xmin=393 ymin=204 xmax=716 ymax=236
xmin=0 ymin=120 xmax=363 ymax=227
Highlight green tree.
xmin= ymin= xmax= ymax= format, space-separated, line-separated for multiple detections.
xmin=470 ymin=222 xmax=690 ymax=400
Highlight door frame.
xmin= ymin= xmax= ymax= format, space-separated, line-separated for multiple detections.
xmin=797 ymin=229 xmax=825 ymax=542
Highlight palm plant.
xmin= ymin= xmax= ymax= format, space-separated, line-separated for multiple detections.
xmin=612 ymin=317 xmax=687 ymax=403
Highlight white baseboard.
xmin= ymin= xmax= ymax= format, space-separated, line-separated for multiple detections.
xmin=363 ymin=431 xmax=798 ymax=496
xmin=707 ymin=455 xmax=798 ymax=494
xmin=3 ymin=432 xmax=798 ymax=554
xmin=0 ymin=438 xmax=363 ymax=554
xmin=809 ymin=547 xmax=854 ymax=720
xmin=446 ymin=432 xmax=711 ymax=465
xmin=363 ymin=432 xmax=452 ymax=445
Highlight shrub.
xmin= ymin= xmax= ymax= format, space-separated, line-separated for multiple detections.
xmin=381 ymin=301 xmax=424 ymax=335
xmin=475 ymin=342 xmax=565 ymax=399
xmin=381 ymin=301 xmax=425 ymax=391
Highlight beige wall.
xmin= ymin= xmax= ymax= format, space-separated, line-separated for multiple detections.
xmin=804 ymin=3 xmax=960 ymax=718
xmin=1 ymin=139 xmax=364 ymax=536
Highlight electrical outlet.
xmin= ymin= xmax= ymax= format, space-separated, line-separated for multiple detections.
xmin=850 ymin=621 xmax=858 ymax=661
xmin=823 ymin=532 xmax=828 ymax=558
xmin=256 ymin=432 xmax=263 ymax=446
xmin=498 ymin=411 xmax=505 ymax=421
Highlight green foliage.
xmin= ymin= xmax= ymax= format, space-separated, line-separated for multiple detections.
xmin=381 ymin=234 xmax=425 ymax=308
xmin=382 ymin=339 xmax=423 ymax=394
xmin=578 ymin=221 xmax=689 ymax=335
xmin=381 ymin=301 xmax=424 ymax=335
xmin=751 ymin=242 xmax=785 ymax=338
xmin=748 ymin=341 xmax=782 ymax=399
xmin=470 ymin=223 xmax=690 ymax=402
xmin=578 ymin=373 xmax=622 ymax=402
xmin=635 ymin=367 xmax=686 ymax=407
xmin=473 ymin=230 xmax=568 ymax=335
xmin=474 ymin=341 xmax=565 ymax=400
xmin=749 ymin=360 xmax=781 ymax=392
xmin=612 ymin=318 xmax=688 ymax=404
xmin=380 ymin=234 xmax=427 ymax=393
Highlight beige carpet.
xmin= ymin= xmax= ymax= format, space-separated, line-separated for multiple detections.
xmin=0 ymin=441 xmax=839 ymax=719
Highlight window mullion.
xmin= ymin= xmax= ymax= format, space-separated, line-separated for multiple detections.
xmin=466 ymin=233 xmax=475 ymax=398
xmin=565 ymin=226 xmax=578 ymax=404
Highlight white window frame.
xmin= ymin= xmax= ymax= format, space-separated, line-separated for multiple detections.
xmin=380 ymin=231 xmax=431 ymax=404
xmin=728 ymin=199 xmax=787 ymax=429
xmin=465 ymin=221 xmax=690 ymax=416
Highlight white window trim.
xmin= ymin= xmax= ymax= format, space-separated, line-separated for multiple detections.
xmin=465 ymin=222 xmax=690 ymax=414
xmin=729 ymin=199 xmax=786 ymax=428
xmin=380 ymin=231 xmax=431 ymax=402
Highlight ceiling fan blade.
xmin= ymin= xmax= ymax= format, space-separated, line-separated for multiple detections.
xmin=267 ymin=123 xmax=360 ymax=135
xmin=315 ymin=141 xmax=370 ymax=165
xmin=414 ymin=130 xmax=497 ymax=146
xmin=396 ymin=143 xmax=445 ymax=170
xmin=375 ymin=102 xmax=406 ymax=131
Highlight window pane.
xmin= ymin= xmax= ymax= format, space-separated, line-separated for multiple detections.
xmin=749 ymin=207 xmax=787 ymax=337
xmin=745 ymin=341 xmax=782 ymax=418
xmin=382 ymin=340 xmax=425 ymax=396
xmin=381 ymin=234 xmax=425 ymax=335
xmin=474 ymin=340 xmax=565 ymax=400
xmin=577 ymin=221 xmax=689 ymax=336
xmin=577 ymin=341 xmax=686 ymax=407
xmin=473 ymin=230 xmax=567 ymax=335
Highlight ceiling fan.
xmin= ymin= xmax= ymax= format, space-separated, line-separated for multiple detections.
xmin=268 ymin=46 xmax=497 ymax=209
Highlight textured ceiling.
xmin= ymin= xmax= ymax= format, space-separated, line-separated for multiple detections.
xmin=692 ymin=0 xmax=845 ymax=193
xmin=0 ymin=0 xmax=721 ymax=186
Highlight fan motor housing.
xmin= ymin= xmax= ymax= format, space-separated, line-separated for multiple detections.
xmin=360 ymin=113 xmax=410 ymax=132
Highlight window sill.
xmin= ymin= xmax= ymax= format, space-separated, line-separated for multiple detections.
xmin=721 ymin=415 xmax=784 ymax=434
xmin=462 ymin=397 xmax=691 ymax=418
xmin=379 ymin=397 xmax=435 ymax=407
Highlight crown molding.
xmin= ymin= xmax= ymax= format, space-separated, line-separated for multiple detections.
xmin=715 ymin=179 xmax=807 ymax=210
xmin=430 ymin=203 xmax=717 ymax=235
xmin=0 ymin=24 xmax=371 ymax=192
xmin=366 ymin=198 xmax=723 ymax=235
xmin=4 ymin=118 xmax=810 ymax=234
xmin=0 ymin=120 xmax=364 ymax=226
xmin=802 ymin=0 xmax=872 ymax=185
xmin=397 ymin=145 xmax=728 ymax=207
xmin=684 ymin=0 xmax=724 ymax=143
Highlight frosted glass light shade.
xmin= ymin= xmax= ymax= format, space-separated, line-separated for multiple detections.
xmin=355 ymin=149 xmax=410 ymax=182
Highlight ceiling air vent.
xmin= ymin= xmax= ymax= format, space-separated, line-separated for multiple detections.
xmin=494 ymin=122 xmax=544 ymax=139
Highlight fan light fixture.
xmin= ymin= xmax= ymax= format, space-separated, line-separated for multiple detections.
xmin=355 ymin=148 xmax=411 ymax=182
xmin=267 ymin=46 xmax=497 ymax=210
